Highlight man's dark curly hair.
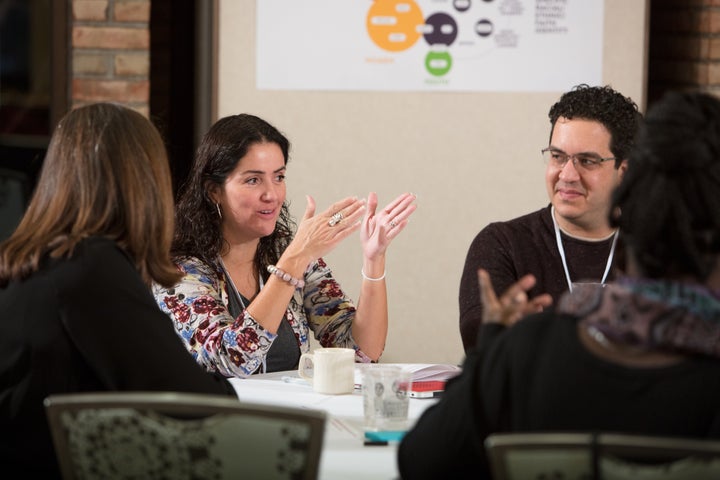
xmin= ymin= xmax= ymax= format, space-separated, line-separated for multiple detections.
xmin=609 ymin=90 xmax=720 ymax=281
xmin=548 ymin=84 xmax=643 ymax=168
xmin=171 ymin=114 xmax=295 ymax=278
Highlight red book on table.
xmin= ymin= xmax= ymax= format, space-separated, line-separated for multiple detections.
xmin=408 ymin=380 xmax=447 ymax=398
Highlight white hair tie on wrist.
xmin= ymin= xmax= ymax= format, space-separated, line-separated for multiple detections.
xmin=361 ymin=268 xmax=386 ymax=282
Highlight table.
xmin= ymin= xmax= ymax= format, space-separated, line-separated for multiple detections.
xmin=229 ymin=366 xmax=439 ymax=480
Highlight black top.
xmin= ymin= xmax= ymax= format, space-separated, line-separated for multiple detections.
xmin=398 ymin=313 xmax=720 ymax=480
xmin=0 ymin=237 xmax=235 ymax=477
xmin=225 ymin=282 xmax=300 ymax=373
xmin=459 ymin=205 xmax=621 ymax=350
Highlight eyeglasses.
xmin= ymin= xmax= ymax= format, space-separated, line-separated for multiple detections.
xmin=542 ymin=148 xmax=616 ymax=172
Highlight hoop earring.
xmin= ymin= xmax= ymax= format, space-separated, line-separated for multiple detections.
xmin=215 ymin=203 xmax=222 ymax=219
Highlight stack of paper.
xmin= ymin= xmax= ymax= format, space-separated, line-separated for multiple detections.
xmin=398 ymin=363 xmax=461 ymax=383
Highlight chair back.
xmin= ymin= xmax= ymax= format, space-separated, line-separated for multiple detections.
xmin=0 ymin=167 xmax=30 ymax=241
xmin=45 ymin=391 xmax=326 ymax=480
xmin=486 ymin=432 xmax=720 ymax=480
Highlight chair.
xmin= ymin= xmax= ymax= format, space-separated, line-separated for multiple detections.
xmin=44 ymin=391 xmax=326 ymax=480
xmin=485 ymin=432 xmax=720 ymax=480
xmin=0 ymin=167 xmax=30 ymax=241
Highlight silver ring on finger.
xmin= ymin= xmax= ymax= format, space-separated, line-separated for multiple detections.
xmin=328 ymin=212 xmax=343 ymax=227
xmin=389 ymin=219 xmax=397 ymax=228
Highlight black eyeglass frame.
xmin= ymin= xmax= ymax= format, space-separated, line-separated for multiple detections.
xmin=541 ymin=148 xmax=616 ymax=170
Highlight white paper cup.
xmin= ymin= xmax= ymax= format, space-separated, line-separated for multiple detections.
xmin=298 ymin=348 xmax=355 ymax=394
xmin=362 ymin=365 xmax=412 ymax=431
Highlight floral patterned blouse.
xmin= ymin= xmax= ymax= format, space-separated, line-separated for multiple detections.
xmin=153 ymin=256 xmax=372 ymax=378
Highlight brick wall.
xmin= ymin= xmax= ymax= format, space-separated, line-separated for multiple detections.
xmin=70 ymin=0 xmax=150 ymax=116
xmin=648 ymin=0 xmax=720 ymax=105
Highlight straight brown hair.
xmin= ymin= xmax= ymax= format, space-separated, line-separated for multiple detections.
xmin=0 ymin=103 xmax=181 ymax=288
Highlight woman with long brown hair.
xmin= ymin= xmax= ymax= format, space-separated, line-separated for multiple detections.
xmin=0 ymin=103 xmax=234 ymax=477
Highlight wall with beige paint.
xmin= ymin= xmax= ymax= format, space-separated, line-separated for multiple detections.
xmin=215 ymin=0 xmax=649 ymax=365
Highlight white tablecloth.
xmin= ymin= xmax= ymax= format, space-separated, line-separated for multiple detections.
xmin=229 ymin=366 xmax=440 ymax=480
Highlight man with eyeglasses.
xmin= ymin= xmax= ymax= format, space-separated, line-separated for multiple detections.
xmin=458 ymin=84 xmax=642 ymax=351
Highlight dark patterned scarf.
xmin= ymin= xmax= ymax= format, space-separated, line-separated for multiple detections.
xmin=557 ymin=277 xmax=720 ymax=358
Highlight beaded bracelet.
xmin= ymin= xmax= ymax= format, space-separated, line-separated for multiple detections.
xmin=361 ymin=268 xmax=386 ymax=282
xmin=267 ymin=265 xmax=305 ymax=289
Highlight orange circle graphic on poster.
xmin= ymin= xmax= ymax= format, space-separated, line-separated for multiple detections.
xmin=366 ymin=0 xmax=424 ymax=52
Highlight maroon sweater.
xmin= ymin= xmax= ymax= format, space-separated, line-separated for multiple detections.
xmin=458 ymin=205 xmax=621 ymax=351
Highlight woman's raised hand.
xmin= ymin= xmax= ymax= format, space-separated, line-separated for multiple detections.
xmin=361 ymin=192 xmax=417 ymax=260
xmin=286 ymin=195 xmax=366 ymax=264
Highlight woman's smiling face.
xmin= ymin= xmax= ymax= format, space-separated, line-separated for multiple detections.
xmin=212 ymin=141 xmax=287 ymax=243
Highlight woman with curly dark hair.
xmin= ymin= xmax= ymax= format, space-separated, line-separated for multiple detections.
xmin=154 ymin=114 xmax=416 ymax=377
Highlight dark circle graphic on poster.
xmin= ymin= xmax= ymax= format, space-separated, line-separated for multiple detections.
xmin=453 ymin=0 xmax=471 ymax=12
xmin=475 ymin=19 xmax=494 ymax=37
xmin=424 ymin=12 xmax=458 ymax=46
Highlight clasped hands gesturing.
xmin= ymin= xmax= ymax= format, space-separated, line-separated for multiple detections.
xmin=478 ymin=269 xmax=553 ymax=327
xmin=286 ymin=192 xmax=417 ymax=266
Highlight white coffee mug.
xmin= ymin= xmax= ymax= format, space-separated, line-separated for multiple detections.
xmin=298 ymin=347 xmax=355 ymax=394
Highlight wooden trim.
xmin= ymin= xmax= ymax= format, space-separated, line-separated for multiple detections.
xmin=194 ymin=0 xmax=218 ymax=147
xmin=50 ymin=0 xmax=69 ymax=128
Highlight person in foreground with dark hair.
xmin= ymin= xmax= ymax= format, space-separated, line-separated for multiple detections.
xmin=153 ymin=114 xmax=417 ymax=377
xmin=399 ymin=90 xmax=720 ymax=479
xmin=0 ymin=103 xmax=236 ymax=478
xmin=459 ymin=84 xmax=643 ymax=351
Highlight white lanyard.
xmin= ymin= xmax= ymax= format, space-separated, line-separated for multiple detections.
xmin=551 ymin=207 xmax=618 ymax=292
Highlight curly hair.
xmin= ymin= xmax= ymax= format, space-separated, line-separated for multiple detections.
xmin=171 ymin=114 xmax=296 ymax=277
xmin=610 ymin=90 xmax=720 ymax=280
xmin=548 ymin=84 xmax=643 ymax=167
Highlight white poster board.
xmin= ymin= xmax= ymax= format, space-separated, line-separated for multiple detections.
xmin=257 ymin=0 xmax=605 ymax=92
